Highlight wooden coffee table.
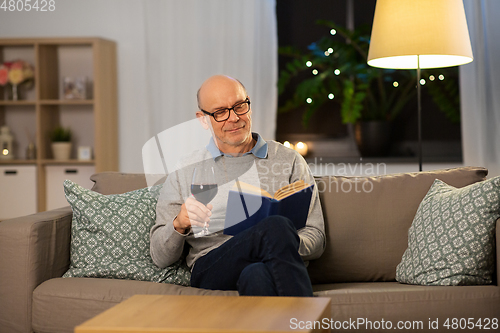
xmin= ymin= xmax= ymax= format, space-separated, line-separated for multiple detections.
xmin=75 ymin=294 xmax=331 ymax=333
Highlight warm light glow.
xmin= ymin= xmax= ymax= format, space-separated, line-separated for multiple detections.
xmin=420 ymin=79 xmax=426 ymax=85
xmin=368 ymin=55 xmax=472 ymax=69
xmin=429 ymin=75 xmax=435 ymax=81
xmin=328 ymin=48 xmax=334 ymax=53
xmin=295 ymin=142 xmax=308 ymax=156
xmin=2 ymin=149 xmax=8 ymax=156
xmin=324 ymin=51 xmax=330 ymax=56
xmin=439 ymin=74 xmax=445 ymax=80
xmin=330 ymin=29 xmax=337 ymax=35
xmin=393 ymin=81 xmax=399 ymax=87
xmin=283 ymin=141 xmax=294 ymax=149
xmin=328 ymin=93 xmax=335 ymax=99
xmin=306 ymin=61 xmax=312 ymax=67
xmin=367 ymin=0 xmax=473 ymax=69
xmin=312 ymin=69 xmax=318 ymax=75
xmin=306 ymin=98 xmax=313 ymax=104
xmin=334 ymin=69 xmax=341 ymax=75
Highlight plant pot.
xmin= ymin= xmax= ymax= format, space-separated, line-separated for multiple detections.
xmin=354 ymin=121 xmax=392 ymax=157
xmin=51 ymin=142 xmax=72 ymax=160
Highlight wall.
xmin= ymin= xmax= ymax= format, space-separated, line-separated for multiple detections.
xmin=0 ymin=0 xmax=153 ymax=172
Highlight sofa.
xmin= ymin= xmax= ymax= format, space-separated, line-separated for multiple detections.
xmin=0 ymin=166 xmax=499 ymax=333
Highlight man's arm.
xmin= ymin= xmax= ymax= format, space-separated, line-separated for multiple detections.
xmin=150 ymin=172 xmax=188 ymax=268
xmin=291 ymin=153 xmax=326 ymax=261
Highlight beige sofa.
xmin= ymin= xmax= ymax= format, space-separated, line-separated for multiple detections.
xmin=0 ymin=167 xmax=499 ymax=333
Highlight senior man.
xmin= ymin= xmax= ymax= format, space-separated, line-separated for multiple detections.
xmin=150 ymin=75 xmax=325 ymax=296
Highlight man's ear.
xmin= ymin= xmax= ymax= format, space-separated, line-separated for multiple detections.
xmin=196 ymin=111 xmax=210 ymax=130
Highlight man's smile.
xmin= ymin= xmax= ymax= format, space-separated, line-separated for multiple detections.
xmin=225 ymin=126 xmax=244 ymax=133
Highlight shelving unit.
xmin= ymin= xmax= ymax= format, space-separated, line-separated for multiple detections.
xmin=0 ymin=37 xmax=118 ymax=217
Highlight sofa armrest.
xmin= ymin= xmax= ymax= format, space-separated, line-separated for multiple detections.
xmin=0 ymin=206 xmax=73 ymax=333
xmin=497 ymin=218 xmax=500 ymax=286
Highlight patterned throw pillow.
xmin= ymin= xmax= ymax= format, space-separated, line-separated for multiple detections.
xmin=396 ymin=176 xmax=500 ymax=285
xmin=62 ymin=180 xmax=190 ymax=286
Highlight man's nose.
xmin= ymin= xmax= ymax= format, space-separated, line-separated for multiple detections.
xmin=227 ymin=109 xmax=240 ymax=122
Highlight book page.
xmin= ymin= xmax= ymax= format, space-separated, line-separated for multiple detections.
xmin=274 ymin=180 xmax=309 ymax=201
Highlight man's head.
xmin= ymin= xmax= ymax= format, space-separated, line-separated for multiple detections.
xmin=196 ymin=75 xmax=253 ymax=154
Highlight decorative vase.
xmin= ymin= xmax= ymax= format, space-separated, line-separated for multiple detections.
xmin=51 ymin=142 xmax=72 ymax=160
xmin=354 ymin=121 xmax=392 ymax=157
xmin=12 ymin=84 xmax=18 ymax=101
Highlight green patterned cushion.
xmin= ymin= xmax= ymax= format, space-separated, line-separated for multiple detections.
xmin=396 ymin=176 xmax=500 ymax=285
xmin=62 ymin=180 xmax=190 ymax=286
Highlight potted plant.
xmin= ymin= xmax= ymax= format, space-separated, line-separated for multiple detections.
xmin=50 ymin=126 xmax=72 ymax=160
xmin=278 ymin=20 xmax=460 ymax=156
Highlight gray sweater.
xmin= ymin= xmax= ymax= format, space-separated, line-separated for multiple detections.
xmin=150 ymin=140 xmax=326 ymax=269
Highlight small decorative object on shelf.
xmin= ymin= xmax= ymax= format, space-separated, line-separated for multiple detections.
xmin=26 ymin=143 xmax=36 ymax=160
xmin=77 ymin=146 xmax=92 ymax=161
xmin=0 ymin=126 xmax=14 ymax=160
xmin=25 ymin=128 xmax=36 ymax=159
xmin=62 ymin=76 xmax=88 ymax=99
xmin=50 ymin=126 xmax=72 ymax=160
xmin=0 ymin=60 xmax=34 ymax=101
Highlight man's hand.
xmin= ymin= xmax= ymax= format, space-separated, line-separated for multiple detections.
xmin=173 ymin=197 xmax=213 ymax=234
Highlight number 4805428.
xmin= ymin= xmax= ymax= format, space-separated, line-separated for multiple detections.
xmin=1 ymin=0 xmax=56 ymax=11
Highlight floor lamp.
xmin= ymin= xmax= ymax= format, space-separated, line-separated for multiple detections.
xmin=367 ymin=0 xmax=473 ymax=171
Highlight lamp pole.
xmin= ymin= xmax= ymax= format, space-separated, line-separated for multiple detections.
xmin=417 ymin=55 xmax=422 ymax=172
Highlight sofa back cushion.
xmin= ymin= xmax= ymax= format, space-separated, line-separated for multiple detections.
xmin=307 ymin=167 xmax=488 ymax=284
xmin=90 ymin=172 xmax=165 ymax=195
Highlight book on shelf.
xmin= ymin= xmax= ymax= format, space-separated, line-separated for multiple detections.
xmin=223 ymin=179 xmax=314 ymax=236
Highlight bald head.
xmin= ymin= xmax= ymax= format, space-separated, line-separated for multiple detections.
xmin=197 ymin=75 xmax=247 ymax=110
xmin=195 ymin=74 xmax=254 ymax=155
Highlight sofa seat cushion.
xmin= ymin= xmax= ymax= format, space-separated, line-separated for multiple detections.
xmin=313 ymin=282 xmax=500 ymax=326
xmin=32 ymin=277 xmax=238 ymax=333
xmin=307 ymin=167 xmax=488 ymax=284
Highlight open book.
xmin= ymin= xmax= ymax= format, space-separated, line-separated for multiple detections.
xmin=223 ymin=180 xmax=314 ymax=236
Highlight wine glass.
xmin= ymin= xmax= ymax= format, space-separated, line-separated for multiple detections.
xmin=191 ymin=165 xmax=218 ymax=237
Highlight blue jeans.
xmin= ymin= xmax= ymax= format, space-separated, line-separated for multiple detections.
xmin=190 ymin=215 xmax=313 ymax=296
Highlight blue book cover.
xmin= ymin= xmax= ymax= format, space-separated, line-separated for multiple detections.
xmin=223 ymin=180 xmax=314 ymax=236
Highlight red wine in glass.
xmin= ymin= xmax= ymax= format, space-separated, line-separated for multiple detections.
xmin=191 ymin=166 xmax=218 ymax=236
xmin=191 ymin=184 xmax=218 ymax=205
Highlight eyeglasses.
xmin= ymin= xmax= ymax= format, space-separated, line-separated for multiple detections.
xmin=200 ymin=98 xmax=251 ymax=122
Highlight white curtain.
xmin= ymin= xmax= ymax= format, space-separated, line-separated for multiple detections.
xmin=460 ymin=0 xmax=500 ymax=177
xmin=142 ymin=0 xmax=278 ymax=142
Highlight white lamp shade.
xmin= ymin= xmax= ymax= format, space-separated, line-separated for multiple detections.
xmin=367 ymin=0 xmax=473 ymax=69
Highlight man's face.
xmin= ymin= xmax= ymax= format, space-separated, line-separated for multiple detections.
xmin=198 ymin=78 xmax=253 ymax=153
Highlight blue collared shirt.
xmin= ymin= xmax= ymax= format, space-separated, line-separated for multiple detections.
xmin=206 ymin=132 xmax=268 ymax=160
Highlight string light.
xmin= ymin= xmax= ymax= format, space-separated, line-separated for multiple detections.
xmin=324 ymin=51 xmax=330 ymax=56
xmin=328 ymin=93 xmax=334 ymax=99
xmin=306 ymin=98 xmax=313 ymax=104
xmin=330 ymin=29 xmax=337 ymax=35
xmin=328 ymin=48 xmax=334 ymax=53
xmin=283 ymin=141 xmax=293 ymax=149
xmin=420 ymin=79 xmax=426 ymax=85
xmin=429 ymin=75 xmax=435 ymax=81
xmin=393 ymin=81 xmax=399 ymax=87
xmin=306 ymin=61 xmax=312 ymax=67
xmin=312 ymin=69 xmax=318 ymax=75
xmin=439 ymin=74 xmax=445 ymax=80
xmin=334 ymin=69 xmax=341 ymax=75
